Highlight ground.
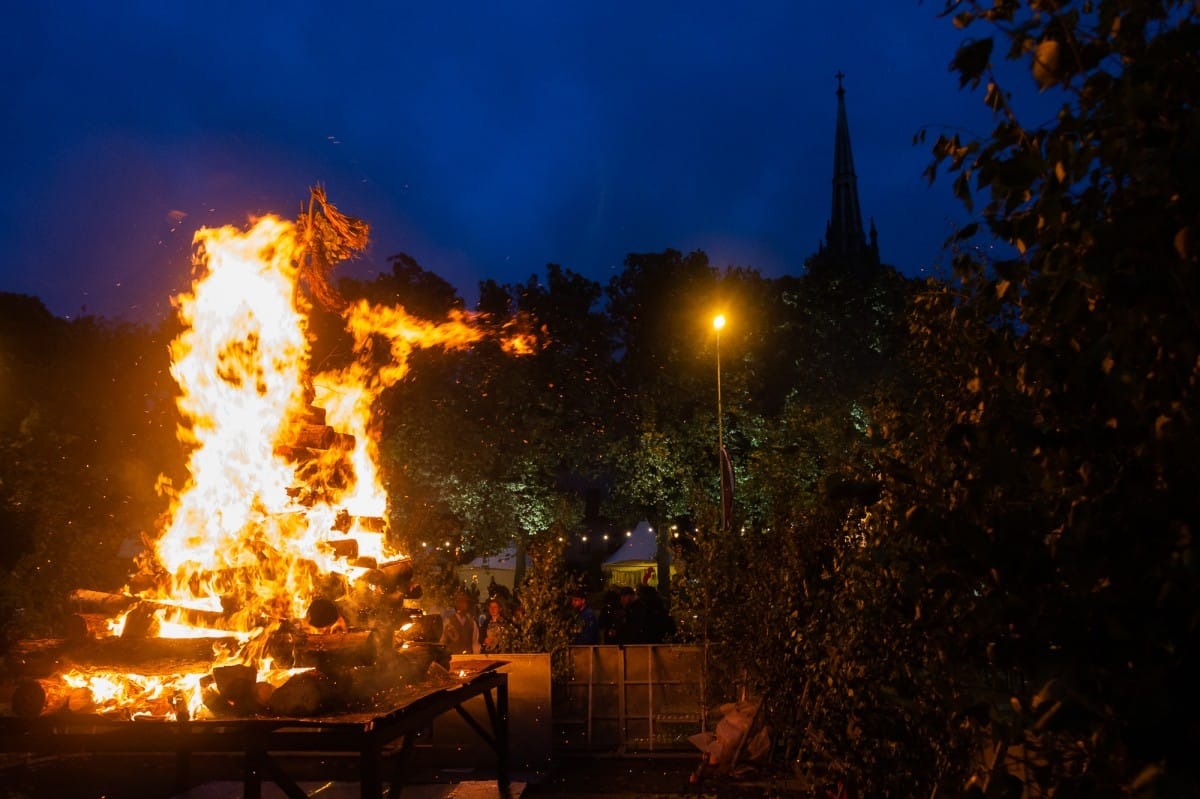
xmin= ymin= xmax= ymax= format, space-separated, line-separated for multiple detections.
xmin=0 ymin=752 xmax=810 ymax=798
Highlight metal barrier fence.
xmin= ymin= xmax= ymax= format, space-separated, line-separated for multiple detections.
xmin=553 ymin=645 xmax=710 ymax=753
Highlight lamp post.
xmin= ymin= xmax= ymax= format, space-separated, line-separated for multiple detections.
xmin=713 ymin=314 xmax=726 ymax=532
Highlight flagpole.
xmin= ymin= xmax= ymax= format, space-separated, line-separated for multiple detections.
xmin=713 ymin=314 xmax=726 ymax=533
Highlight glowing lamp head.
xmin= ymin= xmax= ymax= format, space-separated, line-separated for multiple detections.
xmin=713 ymin=314 xmax=726 ymax=332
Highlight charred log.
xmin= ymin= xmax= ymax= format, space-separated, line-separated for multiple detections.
xmin=204 ymin=664 xmax=262 ymax=716
xmin=396 ymin=612 xmax=443 ymax=644
xmin=65 ymin=613 xmax=114 ymax=642
xmin=64 ymin=636 xmax=237 ymax=673
xmin=300 ymin=630 xmax=378 ymax=671
xmin=331 ymin=510 xmax=352 ymax=533
xmin=318 ymin=537 xmax=358 ymax=560
xmin=305 ymin=597 xmax=342 ymax=630
xmin=70 ymin=590 xmax=236 ymax=637
xmin=9 ymin=678 xmax=64 ymax=718
xmin=121 ymin=603 xmax=159 ymax=638
xmin=265 ymin=669 xmax=334 ymax=717
xmin=363 ymin=559 xmax=414 ymax=594
xmin=264 ymin=628 xmax=377 ymax=671
xmin=356 ymin=516 xmax=385 ymax=533
xmin=70 ymin=589 xmax=138 ymax=616
xmin=290 ymin=423 xmax=335 ymax=450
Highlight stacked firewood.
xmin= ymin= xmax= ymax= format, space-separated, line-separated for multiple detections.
xmin=3 ymin=585 xmax=449 ymax=721
xmin=2 ymin=397 xmax=454 ymax=721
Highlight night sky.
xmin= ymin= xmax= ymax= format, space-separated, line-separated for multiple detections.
xmin=2 ymin=2 xmax=1027 ymax=321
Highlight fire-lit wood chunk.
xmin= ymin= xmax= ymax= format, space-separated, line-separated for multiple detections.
xmin=6 ymin=678 xmax=91 ymax=718
xmin=300 ymin=404 xmax=326 ymax=425
xmin=266 ymin=670 xmax=332 ymax=717
xmin=263 ymin=627 xmax=378 ymax=671
xmin=67 ymin=686 xmax=95 ymax=713
xmin=68 ymin=590 xmax=235 ymax=639
xmin=252 ymin=680 xmax=275 ymax=709
xmin=207 ymin=664 xmax=260 ymax=716
xmin=65 ymin=613 xmax=114 ymax=642
xmin=318 ymin=537 xmax=359 ymax=559
xmin=62 ymin=636 xmax=237 ymax=675
xmin=7 ymin=629 xmax=249 ymax=684
xmin=121 ymin=603 xmax=159 ymax=639
xmin=10 ymin=678 xmax=54 ymax=718
xmin=396 ymin=612 xmax=442 ymax=644
xmin=297 ymin=630 xmax=377 ymax=670
xmin=70 ymin=588 xmax=139 ymax=615
xmin=291 ymin=423 xmax=335 ymax=450
xmin=364 ymin=558 xmax=414 ymax=593
xmin=306 ymin=597 xmax=342 ymax=630
xmin=212 ymin=663 xmax=257 ymax=701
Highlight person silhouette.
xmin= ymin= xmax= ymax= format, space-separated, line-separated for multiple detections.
xmin=441 ymin=591 xmax=480 ymax=654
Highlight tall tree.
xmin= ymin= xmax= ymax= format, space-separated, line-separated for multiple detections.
xmin=0 ymin=298 xmax=180 ymax=638
xmin=379 ymin=264 xmax=612 ymax=593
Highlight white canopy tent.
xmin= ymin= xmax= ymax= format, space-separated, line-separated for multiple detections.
xmin=602 ymin=520 xmax=673 ymax=588
xmin=458 ymin=543 xmax=530 ymax=593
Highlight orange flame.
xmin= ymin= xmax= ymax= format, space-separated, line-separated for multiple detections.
xmin=77 ymin=210 xmax=530 ymax=719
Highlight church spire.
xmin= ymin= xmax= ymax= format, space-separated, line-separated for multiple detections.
xmin=828 ymin=71 xmax=867 ymax=257
xmin=814 ymin=73 xmax=880 ymax=276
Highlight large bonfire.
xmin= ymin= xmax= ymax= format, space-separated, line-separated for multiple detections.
xmin=17 ymin=190 xmax=528 ymax=721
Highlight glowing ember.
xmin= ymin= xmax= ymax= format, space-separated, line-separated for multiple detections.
xmin=56 ymin=206 xmax=531 ymax=720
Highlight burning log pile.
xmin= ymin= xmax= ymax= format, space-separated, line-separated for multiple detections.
xmin=3 ymin=387 xmax=450 ymax=722
xmin=3 ymin=448 xmax=451 ymax=723
xmin=1 ymin=192 xmax=532 ymax=727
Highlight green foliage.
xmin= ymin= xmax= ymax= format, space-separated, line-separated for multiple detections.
xmin=507 ymin=530 xmax=577 ymax=682
xmin=876 ymin=1 xmax=1200 ymax=795
xmin=0 ymin=298 xmax=180 ymax=639
xmin=373 ymin=262 xmax=602 ymax=564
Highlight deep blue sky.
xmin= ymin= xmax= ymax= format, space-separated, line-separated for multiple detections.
xmin=2 ymin=2 xmax=1022 ymax=321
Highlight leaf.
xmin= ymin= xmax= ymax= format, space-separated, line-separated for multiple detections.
xmin=1032 ymin=40 xmax=1060 ymax=90
xmin=1176 ymin=226 xmax=1190 ymax=259
xmin=1155 ymin=414 xmax=1171 ymax=439
xmin=984 ymin=80 xmax=1004 ymax=112
xmin=954 ymin=172 xmax=974 ymax=213
xmin=1131 ymin=763 xmax=1164 ymax=790
xmin=953 ymin=222 xmax=980 ymax=242
xmin=952 ymin=37 xmax=994 ymax=90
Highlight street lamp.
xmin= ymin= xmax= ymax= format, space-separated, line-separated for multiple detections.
xmin=713 ymin=314 xmax=726 ymax=532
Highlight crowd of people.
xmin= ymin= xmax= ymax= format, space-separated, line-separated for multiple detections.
xmin=439 ymin=589 xmax=516 ymax=654
xmin=439 ymin=581 xmax=675 ymax=654
xmin=572 ymin=584 xmax=675 ymax=645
